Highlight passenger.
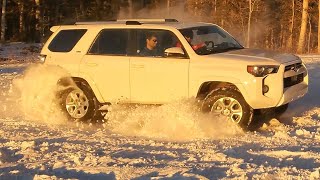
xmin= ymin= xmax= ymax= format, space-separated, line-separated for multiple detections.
xmin=140 ymin=33 xmax=161 ymax=57
xmin=177 ymin=30 xmax=205 ymax=50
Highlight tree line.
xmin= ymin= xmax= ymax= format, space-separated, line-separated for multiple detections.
xmin=0 ymin=0 xmax=319 ymax=54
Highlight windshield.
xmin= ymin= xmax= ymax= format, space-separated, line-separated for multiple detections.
xmin=179 ymin=25 xmax=243 ymax=55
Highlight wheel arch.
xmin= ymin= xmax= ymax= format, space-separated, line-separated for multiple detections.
xmin=196 ymin=81 xmax=243 ymax=100
xmin=57 ymin=77 xmax=105 ymax=103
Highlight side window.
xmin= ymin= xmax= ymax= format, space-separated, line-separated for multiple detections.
xmin=136 ymin=29 xmax=181 ymax=58
xmin=89 ymin=29 xmax=128 ymax=55
xmin=48 ymin=29 xmax=87 ymax=52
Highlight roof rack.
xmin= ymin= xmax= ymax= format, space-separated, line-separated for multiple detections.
xmin=117 ymin=19 xmax=179 ymax=23
xmin=75 ymin=20 xmax=117 ymax=25
xmin=125 ymin=21 xmax=141 ymax=25
xmin=74 ymin=19 xmax=179 ymax=25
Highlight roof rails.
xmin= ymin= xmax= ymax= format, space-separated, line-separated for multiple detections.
xmin=74 ymin=19 xmax=179 ymax=25
xmin=125 ymin=21 xmax=141 ymax=25
xmin=117 ymin=19 xmax=179 ymax=23
xmin=75 ymin=21 xmax=116 ymax=25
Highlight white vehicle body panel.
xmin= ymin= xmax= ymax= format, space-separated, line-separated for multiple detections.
xmin=80 ymin=55 xmax=130 ymax=103
xmin=130 ymin=56 xmax=189 ymax=103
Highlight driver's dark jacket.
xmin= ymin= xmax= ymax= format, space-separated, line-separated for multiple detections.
xmin=140 ymin=47 xmax=160 ymax=56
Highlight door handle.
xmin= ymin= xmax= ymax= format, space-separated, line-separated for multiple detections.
xmin=132 ymin=64 xmax=144 ymax=69
xmin=86 ymin=63 xmax=98 ymax=67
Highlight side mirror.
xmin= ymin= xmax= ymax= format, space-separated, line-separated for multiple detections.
xmin=164 ymin=47 xmax=185 ymax=58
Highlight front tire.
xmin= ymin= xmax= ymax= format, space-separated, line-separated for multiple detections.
xmin=274 ymin=103 xmax=289 ymax=117
xmin=201 ymin=87 xmax=253 ymax=129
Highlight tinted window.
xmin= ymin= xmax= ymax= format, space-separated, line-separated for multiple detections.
xmin=48 ymin=29 xmax=87 ymax=52
xmin=89 ymin=30 xmax=129 ymax=55
xmin=136 ymin=29 xmax=180 ymax=57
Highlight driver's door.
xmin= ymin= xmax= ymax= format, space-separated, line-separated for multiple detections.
xmin=130 ymin=29 xmax=189 ymax=104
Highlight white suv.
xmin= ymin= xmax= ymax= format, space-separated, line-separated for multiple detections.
xmin=40 ymin=19 xmax=308 ymax=129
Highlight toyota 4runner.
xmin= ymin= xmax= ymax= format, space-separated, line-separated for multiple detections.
xmin=39 ymin=19 xmax=308 ymax=129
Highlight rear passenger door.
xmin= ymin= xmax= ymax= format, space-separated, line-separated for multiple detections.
xmin=80 ymin=29 xmax=130 ymax=103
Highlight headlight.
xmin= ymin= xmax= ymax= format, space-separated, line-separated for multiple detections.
xmin=247 ymin=65 xmax=279 ymax=77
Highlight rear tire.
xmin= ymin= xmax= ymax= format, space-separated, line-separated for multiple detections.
xmin=59 ymin=81 xmax=102 ymax=123
xmin=201 ymin=87 xmax=253 ymax=130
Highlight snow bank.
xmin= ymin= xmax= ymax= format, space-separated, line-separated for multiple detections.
xmin=0 ymin=42 xmax=41 ymax=63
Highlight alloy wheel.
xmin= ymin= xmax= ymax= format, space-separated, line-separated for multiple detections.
xmin=211 ymin=97 xmax=243 ymax=123
xmin=65 ymin=89 xmax=89 ymax=119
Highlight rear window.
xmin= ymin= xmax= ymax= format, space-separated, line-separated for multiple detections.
xmin=48 ymin=29 xmax=87 ymax=52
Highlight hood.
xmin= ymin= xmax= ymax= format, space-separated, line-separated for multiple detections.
xmin=225 ymin=48 xmax=300 ymax=64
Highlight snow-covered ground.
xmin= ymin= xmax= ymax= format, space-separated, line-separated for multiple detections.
xmin=0 ymin=43 xmax=320 ymax=179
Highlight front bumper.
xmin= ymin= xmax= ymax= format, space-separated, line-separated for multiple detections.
xmin=276 ymin=82 xmax=308 ymax=106
xmin=241 ymin=61 xmax=308 ymax=109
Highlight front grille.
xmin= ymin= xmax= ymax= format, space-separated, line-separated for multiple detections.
xmin=284 ymin=73 xmax=304 ymax=88
xmin=285 ymin=63 xmax=302 ymax=72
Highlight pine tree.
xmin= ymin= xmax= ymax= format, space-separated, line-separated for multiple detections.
xmin=1 ymin=0 xmax=7 ymax=41
xmin=297 ymin=0 xmax=309 ymax=53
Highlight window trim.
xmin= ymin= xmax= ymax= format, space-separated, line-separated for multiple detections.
xmin=87 ymin=28 xmax=190 ymax=59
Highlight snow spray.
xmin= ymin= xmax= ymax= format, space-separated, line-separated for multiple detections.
xmin=104 ymin=99 xmax=243 ymax=141
xmin=12 ymin=64 xmax=73 ymax=124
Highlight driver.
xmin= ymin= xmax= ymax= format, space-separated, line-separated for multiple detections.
xmin=177 ymin=30 xmax=206 ymax=50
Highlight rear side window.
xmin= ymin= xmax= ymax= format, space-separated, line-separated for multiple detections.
xmin=48 ymin=29 xmax=87 ymax=52
xmin=88 ymin=29 xmax=129 ymax=55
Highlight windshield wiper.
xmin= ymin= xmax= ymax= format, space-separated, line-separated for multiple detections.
xmin=213 ymin=47 xmax=243 ymax=53
xmin=224 ymin=46 xmax=243 ymax=51
xmin=196 ymin=46 xmax=243 ymax=55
